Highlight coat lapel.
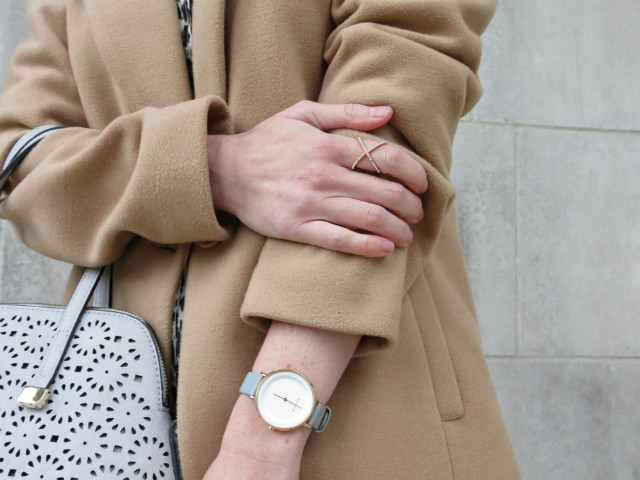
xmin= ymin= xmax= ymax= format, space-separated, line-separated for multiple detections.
xmin=84 ymin=0 xmax=192 ymax=111
xmin=191 ymin=0 xmax=228 ymax=101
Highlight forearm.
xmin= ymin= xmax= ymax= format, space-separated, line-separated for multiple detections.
xmin=220 ymin=320 xmax=361 ymax=462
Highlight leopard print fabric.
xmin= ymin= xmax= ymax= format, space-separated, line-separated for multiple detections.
xmin=170 ymin=263 xmax=187 ymax=418
xmin=170 ymin=0 xmax=194 ymax=419
xmin=176 ymin=0 xmax=195 ymax=95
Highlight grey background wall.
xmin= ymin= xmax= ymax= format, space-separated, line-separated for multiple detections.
xmin=1 ymin=1 xmax=638 ymax=479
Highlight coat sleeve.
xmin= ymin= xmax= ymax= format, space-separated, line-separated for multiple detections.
xmin=239 ymin=0 xmax=497 ymax=356
xmin=0 ymin=0 xmax=233 ymax=267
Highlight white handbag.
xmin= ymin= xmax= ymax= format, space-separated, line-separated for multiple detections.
xmin=0 ymin=129 xmax=180 ymax=479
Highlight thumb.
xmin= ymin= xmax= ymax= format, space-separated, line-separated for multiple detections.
xmin=284 ymin=100 xmax=393 ymax=132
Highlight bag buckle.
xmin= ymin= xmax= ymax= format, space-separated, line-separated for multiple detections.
xmin=17 ymin=386 xmax=50 ymax=409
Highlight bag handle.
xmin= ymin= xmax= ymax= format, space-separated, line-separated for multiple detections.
xmin=0 ymin=125 xmax=66 ymax=191
xmin=92 ymin=263 xmax=112 ymax=308
xmin=2 ymin=126 xmax=113 ymax=301
xmin=1 ymin=126 xmax=113 ymax=307
xmin=1 ymin=128 xmax=114 ymax=408
xmin=18 ymin=267 xmax=106 ymax=408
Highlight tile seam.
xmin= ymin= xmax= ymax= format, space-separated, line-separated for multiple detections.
xmin=468 ymin=120 xmax=640 ymax=135
xmin=513 ymin=125 xmax=521 ymax=358
xmin=486 ymin=355 xmax=640 ymax=361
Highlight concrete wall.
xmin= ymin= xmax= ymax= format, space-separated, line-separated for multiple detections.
xmin=450 ymin=1 xmax=640 ymax=479
xmin=0 ymin=1 xmax=72 ymax=301
xmin=1 ymin=2 xmax=638 ymax=478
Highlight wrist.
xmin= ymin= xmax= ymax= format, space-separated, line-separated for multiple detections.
xmin=221 ymin=394 xmax=311 ymax=464
xmin=206 ymin=133 xmax=236 ymax=215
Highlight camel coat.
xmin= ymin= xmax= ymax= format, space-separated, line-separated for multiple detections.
xmin=0 ymin=0 xmax=521 ymax=478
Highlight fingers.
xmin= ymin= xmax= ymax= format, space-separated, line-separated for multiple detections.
xmin=318 ymin=197 xmax=414 ymax=248
xmin=327 ymin=172 xmax=424 ymax=224
xmin=339 ymin=136 xmax=428 ymax=195
xmin=281 ymin=100 xmax=428 ymax=195
xmin=293 ymin=221 xmax=398 ymax=258
xmin=283 ymin=100 xmax=393 ymax=132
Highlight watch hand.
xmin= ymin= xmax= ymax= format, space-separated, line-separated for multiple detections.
xmin=273 ymin=393 xmax=303 ymax=410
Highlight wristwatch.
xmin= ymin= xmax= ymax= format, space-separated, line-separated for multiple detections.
xmin=239 ymin=370 xmax=332 ymax=432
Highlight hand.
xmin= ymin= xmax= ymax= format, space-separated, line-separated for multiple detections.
xmin=207 ymin=100 xmax=428 ymax=257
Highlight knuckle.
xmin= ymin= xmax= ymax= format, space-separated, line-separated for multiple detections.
xmin=297 ymin=165 xmax=330 ymax=188
xmin=268 ymin=210 xmax=288 ymax=231
xmin=288 ymin=99 xmax=313 ymax=117
xmin=384 ymin=182 xmax=405 ymax=204
xmin=314 ymin=136 xmax=339 ymax=159
xmin=384 ymin=148 xmax=401 ymax=169
xmin=295 ymin=99 xmax=313 ymax=110
xmin=363 ymin=236 xmax=378 ymax=256
xmin=289 ymin=220 xmax=308 ymax=241
xmin=326 ymin=230 xmax=346 ymax=249
xmin=262 ymin=210 xmax=286 ymax=236
xmin=343 ymin=103 xmax=366 ymax=121
xmin=343 ymin=103 xmax=358 ymax=119
xmin=282 ymin=215 xmax=307 ymax=240
xmin=366 ymin=204 xmax=386 ymax=227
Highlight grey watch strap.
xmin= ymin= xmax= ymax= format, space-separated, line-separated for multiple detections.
xmin=239 ymin=371 xmax=264 ymax=397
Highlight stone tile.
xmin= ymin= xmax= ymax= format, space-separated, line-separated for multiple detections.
xmin=0 ymin=5 xmax=69 ymax=303
xmin=451 ymin=123 xmax=516 ymax=355
xmin=0 ymin=224 xmax=71 ymax=304
xmin=517 ymin=128 xmax=640 ymax=356
xmin=476 ymin=0 xmax=640 ymax=130
xmin=487 ymin=358 xmax=640 ymax=480
xmin=0 ymin=1 xmax=31 ymax=88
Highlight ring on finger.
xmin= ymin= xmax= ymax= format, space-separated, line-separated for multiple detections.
xmin=351 ymin=136 xmax=387 ymax=173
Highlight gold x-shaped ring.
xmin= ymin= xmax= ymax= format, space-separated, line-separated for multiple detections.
xmin=351 ymin=136 xmax=387 ymax=173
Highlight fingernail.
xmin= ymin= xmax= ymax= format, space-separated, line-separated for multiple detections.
xmin=370 ymin=106 xmax=390 ymax=118
xmin=381 ymin=239 xmax=394 ymax=253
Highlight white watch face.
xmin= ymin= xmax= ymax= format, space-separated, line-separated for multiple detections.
xmin=255 ymin=370 xmax=315 ymax=430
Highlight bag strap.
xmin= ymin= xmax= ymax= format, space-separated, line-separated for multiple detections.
xmin=18 ymin=267 xmax=106 ymax=408
xmin=1 ymin=128 xmax=114 ymax=408
xmin=2 ymin=126 xmax=113 ymax=307
xmin=92 ymin=263 xmax=112 ymax=308
xmin=0 ymin=125 xmax=66 ymax=191
xmin=1 ymin=126 xmax=112 ymax=297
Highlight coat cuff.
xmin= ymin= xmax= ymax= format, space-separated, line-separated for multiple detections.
xmin=238 ymin=127 xmax=456 ymax=357
xmin=240 ymin=239 xmax=408 ymax=357
xmin=0 ymin=94 xmax=233 ymax=266
xmin=131 ymin=94 xmax=232 ymax=245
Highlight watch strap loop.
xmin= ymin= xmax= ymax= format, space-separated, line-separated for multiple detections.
xmin=308 ymin=403 xmax=331 ymax=433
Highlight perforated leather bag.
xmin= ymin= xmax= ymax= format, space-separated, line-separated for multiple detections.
xmin=0 ymin=266 xmax=180 ymax=479
xmin=0 ymin=129 xmax=180 ymax=479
